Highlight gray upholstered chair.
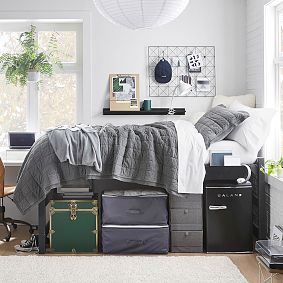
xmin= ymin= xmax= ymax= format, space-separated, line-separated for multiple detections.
xmin=0 ymin=158 xmax=33 ymax=241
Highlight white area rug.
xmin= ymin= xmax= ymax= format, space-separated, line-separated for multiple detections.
xmin=1 ymin=255 xmax=248 ymax=283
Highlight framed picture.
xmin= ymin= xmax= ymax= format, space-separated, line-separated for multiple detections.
xmin=109 ymin=74 xmax=140 ymax=111
xmin=209 ymin=150 xmax=232 ymax=166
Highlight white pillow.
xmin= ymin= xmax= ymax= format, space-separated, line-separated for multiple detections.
xmin=212 ymin=94 xmax=256 ymax=108
xmin=227 ymin=101 xmax=275 ymax=153
xmin=182 ymin=112 xmax=205 ymax=125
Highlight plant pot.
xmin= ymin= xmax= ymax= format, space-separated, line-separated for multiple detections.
xmin=27 ymin=71 xmax=40 ymax=82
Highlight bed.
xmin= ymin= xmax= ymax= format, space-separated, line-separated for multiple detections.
xmin=14 ymin=95 xmax=273 ymax=253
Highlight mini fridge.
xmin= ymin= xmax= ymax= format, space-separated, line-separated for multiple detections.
xmin=204 ymin=181 xmax=253 ymax=253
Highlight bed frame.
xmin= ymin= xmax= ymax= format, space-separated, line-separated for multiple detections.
xmin=37 ymin=157 xmax=267 ymax=254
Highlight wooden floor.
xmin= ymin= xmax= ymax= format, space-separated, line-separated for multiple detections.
xmin=1 ymin=226 xmax=283 ymax=283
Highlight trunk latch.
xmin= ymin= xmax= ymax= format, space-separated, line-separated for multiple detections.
xmin=69 ymin=201 xmax=78 ymax=221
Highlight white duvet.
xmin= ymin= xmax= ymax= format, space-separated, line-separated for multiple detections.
xmin=174 ymin=120 xmax=206 ymax=194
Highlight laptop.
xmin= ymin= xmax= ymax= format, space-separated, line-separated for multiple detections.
xmin=8 ymin=132 xmax=35 ymax=149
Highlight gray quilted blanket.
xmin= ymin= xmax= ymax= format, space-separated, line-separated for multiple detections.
xmin=14 ymin=122 xmax=178 ymax=214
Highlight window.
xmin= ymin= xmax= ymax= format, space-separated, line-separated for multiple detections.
xmin=0 ymin=22 xmax=82 ymax=146
xmin=278 ymin=13 xmax=283 ymax=156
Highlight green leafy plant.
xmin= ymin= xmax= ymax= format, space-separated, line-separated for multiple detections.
xmin=260 ymin=158 xmax=283 ymax=176
xmin=0 ymin=25 xmax=62 ymax=86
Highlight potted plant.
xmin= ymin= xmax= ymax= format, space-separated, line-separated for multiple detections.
xmin=260 ymin=158 xmax=283 ymax=178
xmin=0 ymin=25 xmax=62 ymax=86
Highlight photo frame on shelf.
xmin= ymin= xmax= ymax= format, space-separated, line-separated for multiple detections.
xmin=109 ymin=74 xmax=140 ymax=111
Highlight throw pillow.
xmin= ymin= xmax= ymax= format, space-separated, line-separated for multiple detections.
xmin=227 ymin=101 xmax=275 ymax=153
xmin=195 ymin=104 xmax=249 ymax=149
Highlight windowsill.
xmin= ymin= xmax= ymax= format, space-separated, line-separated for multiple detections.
xmin=268 ymin=175 xmax=283 ymax=189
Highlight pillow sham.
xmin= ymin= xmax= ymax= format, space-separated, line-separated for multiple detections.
xmin=227 ymin=101 xmax=275 ymax=153
xmin=195 ymin=104 xmax=249 ymax=149
xmin=212 ymin=94 xmax=256 ymax=108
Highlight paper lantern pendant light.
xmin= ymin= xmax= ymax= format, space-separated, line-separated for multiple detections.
xmin=93 ymin=0 xmax=190 ymax=30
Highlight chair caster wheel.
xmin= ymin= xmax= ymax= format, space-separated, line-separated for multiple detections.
xmin=12 ymin=224 xmax=17 ymax=229
xmin=3 ymin=237 xmax=10 ymax=242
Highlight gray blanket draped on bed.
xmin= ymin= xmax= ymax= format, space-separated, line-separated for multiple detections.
xmin=14 ymin=122 xmax=178 ymax=214
xmin=47 ymin=124 xmax=102 ymax=170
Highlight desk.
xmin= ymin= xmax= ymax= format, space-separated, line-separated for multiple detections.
xmin=257 ymin=256 xmax=283 ymax=283
xmin=1 ymin=148 xmax=27 ymax=167
xmin=3 ymin=160 xmax=23 ymax=167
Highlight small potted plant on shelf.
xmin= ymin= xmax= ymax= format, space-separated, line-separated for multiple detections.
xmin=260 ymin=157 xmax=283 ymax=178
xmin=0 ymin=25 xmax=62 ymax=86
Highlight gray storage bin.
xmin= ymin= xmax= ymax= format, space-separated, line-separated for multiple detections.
xmin=171 ymin=231 xmax=203 ymax=253
xmin=102 ymin=225 xmax=169 ymax=254
xmin=170 ymin=208 xmax=202 ymax=231
xmin=170 ymin=193 xmax=202 ymax=209
xmin=102 ymin=193 xmax=168 ymax=225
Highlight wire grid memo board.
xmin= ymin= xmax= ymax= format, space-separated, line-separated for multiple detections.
xmin=148 ymin=46 xmax=216 ymax=97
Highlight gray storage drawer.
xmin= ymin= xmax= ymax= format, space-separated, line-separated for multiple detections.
xmin=171 ymin=246 xmax=203 ymax=253
xmin=170 ymin=194 xmax=202 ymax=209
xmin=170 ymin=208 xmax=202 ymax=231
xmin=171 ymin=231 xmax=203 ymax=253
xmin=171 ymin=230 xmax=203 ymax=247
xmin=102 ymin=225 xmax=169 ymax=254
xmin=102 ymin=194 xmax=168 ymax=225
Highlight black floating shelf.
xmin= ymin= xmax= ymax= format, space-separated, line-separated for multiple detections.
xmin=103 ymin=108 xmax=186 ymax=115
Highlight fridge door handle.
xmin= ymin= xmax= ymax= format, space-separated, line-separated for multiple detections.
xmin=209 ymin=205 xmax=227 ymax=210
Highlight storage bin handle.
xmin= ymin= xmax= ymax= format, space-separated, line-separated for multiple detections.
xmin=209 ymin=205 xmax=227 ymax=210
xmin=126 ymin=239 xmax=145 ymax=246
xmin=127 ymin=209 xmax=142 ymax=215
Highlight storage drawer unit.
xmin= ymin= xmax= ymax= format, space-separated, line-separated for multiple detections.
xmin=169 ymin=194 xmax=203 ymax=253
xmin=49 ymin=200 xmax=98 ymax=253
xmin=170 ymin=194 xmax=202 ymax=209
xmin=171 ymin=231 xmax=203 ymax=253
xmin=170 ymin=208 xmax=202 ymax=231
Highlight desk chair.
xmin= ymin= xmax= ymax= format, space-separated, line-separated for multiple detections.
xmin=0 ymin=158 xmax=34 ymax=242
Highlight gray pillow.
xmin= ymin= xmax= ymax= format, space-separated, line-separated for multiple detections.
xmin=195 ymin=104 xmax=249 ymax=149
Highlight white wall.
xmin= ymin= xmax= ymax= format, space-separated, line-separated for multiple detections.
xmin=0 ymin=0 xmax=246 ymax=125
xmin=247 ymin=0 xmax=283 ymax=237
xmin=91 ymin=0 xmax=247 ymax=125
xmin=246 ymin=0 xmax=276 ymax=107
xmin=246 ymin=0 xmax=265 ymax=107
xmin=0 ymin=0 xmax=247 ymax=223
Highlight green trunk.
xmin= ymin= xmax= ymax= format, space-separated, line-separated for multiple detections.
xmin=49 ymin=200 xmax=98 ymax=253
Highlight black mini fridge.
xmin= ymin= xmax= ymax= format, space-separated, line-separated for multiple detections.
xmin=204 ymin=181 xmax=253 ymax=253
